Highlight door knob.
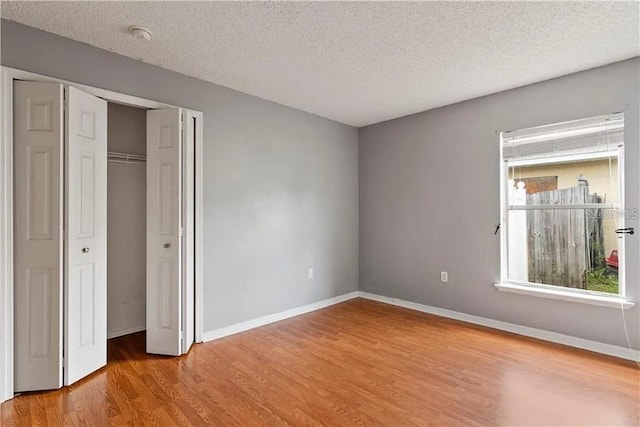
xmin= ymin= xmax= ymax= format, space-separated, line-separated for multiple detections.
xmin=82 ymin=247 xmax=90 ymax=253
xmin=164 ymin=243 xmax=171 ymax=248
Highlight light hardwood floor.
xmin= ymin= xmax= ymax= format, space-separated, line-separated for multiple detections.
xmin=2 ymin=298 xmax=639 ymax=426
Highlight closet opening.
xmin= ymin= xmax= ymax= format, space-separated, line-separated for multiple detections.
xmin=106 ymin=102 xmax=148 ymax=344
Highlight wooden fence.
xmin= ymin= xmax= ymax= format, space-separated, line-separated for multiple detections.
xmin=526 ymin=183 xmax=604 ymax=288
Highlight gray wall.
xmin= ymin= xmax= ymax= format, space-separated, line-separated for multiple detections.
xmin=107 ymin=103 xmax=147 ymax=337
xmin=360 ymin=58 xmax=640 ymax=349
xmin=1 ymin=20 xmax=359 ymax=332
xmin=4 ymin=19 xmax=636 ymax=351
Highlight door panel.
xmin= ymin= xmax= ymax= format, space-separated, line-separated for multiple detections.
xmin=65 ymin=86 xmax=107 ymax=385
xmin=14 ymin=81 xmax=64 ymax=392
xmin=159 ymin=163 xmax=174 ymax=234
xmin=182 ymin=111 xmax=196 ymax=354
xmin=27 ymin=148 xmax=54 ymax=239
xmin=78 ymin=154 xmax=96 ymax=237
xmin=27 ymin=269 xmax=53 ymax=356
xmin=147 ymin=109 xmax=182 ymax=356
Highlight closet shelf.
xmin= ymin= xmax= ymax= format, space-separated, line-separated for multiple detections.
xmin=107 ymin=152 xmax=146 ymax=163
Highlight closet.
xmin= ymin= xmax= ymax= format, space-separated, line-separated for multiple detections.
xmin=106 ymin=103 xmax=147 ymax=340
xmin=12 ymin=80 xmax=200 ymax=393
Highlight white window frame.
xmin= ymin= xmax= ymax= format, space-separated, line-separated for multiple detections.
xmin=496 ymin=117 xmax=634 ymax=309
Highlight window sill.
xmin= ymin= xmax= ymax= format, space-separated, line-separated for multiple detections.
xmin=495 ymin=282 xmax=635 ymax=309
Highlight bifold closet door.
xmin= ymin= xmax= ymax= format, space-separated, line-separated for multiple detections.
xmin=147 ymin=109 xmax=183 ymax=356
xmin=14 ymin=83 xmax=107 ymax=391
xmin=64 ymin=86 xmax=108 ymax=385
xmin=14 ymin=81 xmax=64 ymax=392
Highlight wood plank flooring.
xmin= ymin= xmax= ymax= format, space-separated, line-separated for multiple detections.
xmin=2 ymin=298 xmax=639 ymax=426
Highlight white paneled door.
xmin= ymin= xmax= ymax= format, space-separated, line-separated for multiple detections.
xmin=147 ymin=109 xmax=183 ymax=356
xmin=14 ymin=83 xmax=108 ymax=391
xmin=64 ymin=86 xmax=108 ymax=385
xmin=13 ymin=81 xmax=64 ymax=392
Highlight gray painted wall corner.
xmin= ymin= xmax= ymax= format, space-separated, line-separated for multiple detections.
xmin=1 ymin=19 xmax=360 ymax=333
xmin=359 ymin=57 xmax=640 ymax=349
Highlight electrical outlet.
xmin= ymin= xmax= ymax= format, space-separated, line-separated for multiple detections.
xmin=440 ymin=271 xmax=448 ymax=283
xmin=308 ymin=268 xmax=314 ymax=279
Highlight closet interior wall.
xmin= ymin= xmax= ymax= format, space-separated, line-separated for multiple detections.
xmin=107 ymin=102 xmax=147 ymax=339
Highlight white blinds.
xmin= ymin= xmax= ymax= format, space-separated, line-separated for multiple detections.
xmin=502 ymin=113 xmax=624 ymax=161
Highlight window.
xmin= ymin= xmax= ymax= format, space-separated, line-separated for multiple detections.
xmin=500 ymin=114 xmax=627 ymax=297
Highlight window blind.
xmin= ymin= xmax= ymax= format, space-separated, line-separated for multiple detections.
xmin=502 ymin=113 xmax=624 ymax=161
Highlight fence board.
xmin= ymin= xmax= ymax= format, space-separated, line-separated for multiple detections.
xmin=526 ymin=184 xmax=603 ymax=288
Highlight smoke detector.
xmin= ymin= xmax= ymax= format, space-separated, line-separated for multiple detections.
xmin=129 ymin=25 xmax=152 ymax=41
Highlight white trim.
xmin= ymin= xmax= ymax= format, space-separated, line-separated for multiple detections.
xmin=202 ymin=290 xmax=639 ymax=362
xmin=0 ymin=67 xmax=15 ymax=404
xmin=617 ymin=142 xmax=626 ymax=297
xmin=202 ymin=291 xmax=360 ymax=342
xmin=1 ymin=66 xmax=175 ymax=110
xmin=194 ymin=111 xmax=204 ymax=343
xmin=495 ymin=282 xmax=634 ymax=309
xmin=107 ymin=326 xmax=146 ymax=340
xmin=358 ymin=292 xmax=640 ymax=362
xmin=0 ymin=66 xmax=204 ymax=403
xmin=499 ymin=131 xmax=509 ymax=286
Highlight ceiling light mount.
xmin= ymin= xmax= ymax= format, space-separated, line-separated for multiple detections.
xmin=129 ymin=25 xmax=152 ymax=41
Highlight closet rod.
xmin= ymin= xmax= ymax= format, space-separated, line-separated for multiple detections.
xmin=107 ymin=151 xmax=146 ymax=163
xmin=108 ymin=158 xmax=145 ymax=165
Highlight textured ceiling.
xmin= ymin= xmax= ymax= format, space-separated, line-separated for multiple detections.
xmin=2 ymin=1 xmax=639 ymax=127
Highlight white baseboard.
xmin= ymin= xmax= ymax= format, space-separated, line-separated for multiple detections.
xmin=202 ymin=291 xmax=360 ymax=342
xmin=199 ymin=289 xmax=639 ymax=362
xmin=107 ymin=325 xmax=146 ymax=340
xmin=359 ymin=292 xmax=640 ymax=362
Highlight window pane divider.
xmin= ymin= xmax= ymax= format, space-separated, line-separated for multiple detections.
xmin=507 ymin=203 xmax=618 ymax=211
